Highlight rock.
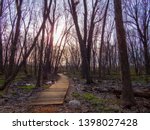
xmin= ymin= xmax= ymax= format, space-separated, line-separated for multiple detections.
xmin=73 ymin=78 xmax=78 ymax=81
xmin=69 ymin=100 xmax=81 ymax=109
xmin=45 ymin=81 xmax=52 ymax=85
xmin=26 ymin=83 xmax=32 ymax=86
xmin=63 ymin=72 xmax=67 ymax=75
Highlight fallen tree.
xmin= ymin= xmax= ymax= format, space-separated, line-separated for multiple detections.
xmin=94 ymin=87 xmax=150 ymax=99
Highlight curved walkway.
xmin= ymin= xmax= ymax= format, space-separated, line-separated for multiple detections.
xmin=31 ymin=74 xmax=69 ymax=105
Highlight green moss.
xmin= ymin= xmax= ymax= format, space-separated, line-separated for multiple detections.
xmin=42 ymin=85 xmax=50 ymax=89
xmin=0 ymin=79 xmax=5 ymax=85
xmin=14 ymin=77 xmax=24 ymax=82
xmin=131 ymin=75 xmax=150 ymax=84
xmin=17 ymin=85 xmax=35 ymax=91
xmin=70 ymin=86 xmax=121 ymax=112
xmin=105 ymin=98 xmax=120 ymax=105
xmin=82 ymin=93 xmax=105 ymax=106
xmin=82 ymin=93 xmax=96 ymax=101
xmin=81 ymin=93 xmax=119 ymax=112
xmin=13 ymin=73 xmax=27 ymax=82
xmin=72 ymin=91 xmax=121 ymax=112
xmin=72 ymin=92 xmax=81 ymax=98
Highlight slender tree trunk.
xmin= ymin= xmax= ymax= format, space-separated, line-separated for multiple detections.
xmin=36 ymin=17 xmax=46 ymax=87
xmin=23 ymin=33 xmax=28 ymax=75
xmin=44 ymin=25 xmax=54 ymax=79
xmin=0 ymin=26 xmax=3 ymax=74
xmin=99 ymin=0 xmax=109 ymax=79
xmin=36 ymin=32 xmax=44 ymax=87
xmin=35 ymin=0 xmax=53 ymax=87
xmin=130 ymin=40 xmax=139 ymax=75
xmin=0 ymin=0 xmax=3 ymax=74
xmin=81 ymin=50 xmax=92 ymax=84
xmin=92 ymin=49 xmax=96 ymax=74
xmin=22 ymin=14 xmax=32 ymax=75
xmin=34 ymin=45 xmax=37 ymax=76
xmin=8 ymin=0 xmax=23 ymax=77
xmin=113 ymin=0 xmax=135 ymax=107
xmin=143 ymin=41 xmax=150 ymax=75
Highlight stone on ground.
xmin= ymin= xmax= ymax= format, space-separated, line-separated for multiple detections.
xmin=69 ymin=100 xmax=81 ymax=109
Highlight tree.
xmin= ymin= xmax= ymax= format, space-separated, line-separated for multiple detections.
xmin=22 ymin=7 xmax=33 ymax=75
xmin=0 ymin=0 xmax=4 ymax=74
xmin=0 ymin=0 xmax=51 ymax=91
xmin=43 ymin=0 xmax=56 ymax=80
xmin=113 ymin=0 xmax=135 ymax=107
xmin=125 ymin=0 xmax=150 ymax=75
xmin=68 ymin=0 xmax=101 ymax=83
xmin=99 ymin=0 xmax=109 ymax=78
xmin=7 ymin=0 xmax=23 ymax=77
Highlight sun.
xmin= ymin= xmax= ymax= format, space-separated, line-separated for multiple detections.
xmin=53 ymin=22 xmax=65 ymax=44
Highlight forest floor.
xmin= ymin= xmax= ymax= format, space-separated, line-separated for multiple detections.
xmin=61 ymin=76 xmax=150 ymax=113
xmin=0 ymin=73 xmax=150 ymax=113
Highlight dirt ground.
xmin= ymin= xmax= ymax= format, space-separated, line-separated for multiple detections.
xmin=0 ymin=75 xmax=150 ymax=113
xmin=29 ymin=77 xmax=150 ymax=113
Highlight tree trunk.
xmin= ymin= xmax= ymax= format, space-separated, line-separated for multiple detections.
xmin=0 ymin=27 xmax=3 ymax=74
xmin=8 ymin=0 xmax=23 ymax=77
xmin=81 ymin=47 xmax=92 ymax=83
xmin=44 ymin=25 xmax=54 ymax=80
xmin=95 ymin=87 xmax=150 ymax=99
xmin=143 ymin=42 xmax=150 ymax=75
xmin=34 ymin=45 xmax=37 ymax=76
xmin=0 ymin=0 xmax=3 ymax=74
xmin=36 ymin=39 xmax=44 ymax=87
xmin=113 ymin=0 xmax=135 ymax=107
xmin=69 ymin=0 xmax=93 ymax=83
xmin=99 ymin=0 xmax=109 ymax=79
xmin=36 ymin=1 xmax=47 ymax=87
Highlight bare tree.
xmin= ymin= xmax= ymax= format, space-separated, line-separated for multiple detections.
xmin=43 ymin=0 xmax=55 ymax=80
xmin=7 ymin=0 xmax=23 ymax=77
xmin=125 ymin=0 xmax=150 ymax=75
xmin=22 ymin=7 xmax=33 ymax=75
xmin=68 ymin=0 xmax=101 ymax=83
xmin=0 ymin=0 xmax=51 ymax=90
xmin=98 ymin=0 xmax=109 ymax=78
xmin=36 ymin=0 xmax=55 ymax=87
xmin=113 ymin=0 xmax=135 ymax=107
xmin=0 ymin=0 xmax=4 ymax=74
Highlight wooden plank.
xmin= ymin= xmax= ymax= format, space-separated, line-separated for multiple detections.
xmin=31 ymin=74 xmax=69 ymax=105
xmin=43 ymin=88 xmax=67 ymax=92
xmin=32 ymin=97 xmax=64 ymax=102
xmin=38 ymin=92 xmax=66 ymax=98
xmin=32 ymin=101 xmax=64 ymax=105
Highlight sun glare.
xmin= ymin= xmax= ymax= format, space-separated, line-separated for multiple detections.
xmin=53 ymin=22 xmax=65 ymax=44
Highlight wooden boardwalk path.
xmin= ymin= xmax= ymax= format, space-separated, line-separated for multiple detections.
xmin=31 ymin=74 xmax=69 ymax=105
